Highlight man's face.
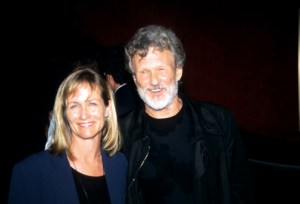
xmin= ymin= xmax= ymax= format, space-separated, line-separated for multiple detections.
xmin=132 ymin=47 xmax=182 ymax=110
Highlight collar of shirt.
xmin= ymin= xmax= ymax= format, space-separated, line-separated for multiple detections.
xmin=115 ymin=83 xmax=127 ymax=93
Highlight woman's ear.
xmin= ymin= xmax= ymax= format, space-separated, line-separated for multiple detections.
xmin=105 ymin=100 xmax=111 ymax=118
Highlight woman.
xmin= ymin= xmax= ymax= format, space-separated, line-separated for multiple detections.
xmin=8 ymin=66 xmax=127 ymax=204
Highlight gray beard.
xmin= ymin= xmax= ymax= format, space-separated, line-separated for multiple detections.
xmin=137 ymin=81 xmax=178 ymax=110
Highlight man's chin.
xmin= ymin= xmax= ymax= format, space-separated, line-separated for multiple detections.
xmin=145 ymin=100 xmax=168 ymax=111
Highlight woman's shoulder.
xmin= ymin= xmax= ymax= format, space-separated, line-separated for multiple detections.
xmin=104 ymin=151 xmax=128 ymax=167
xmin=114 ymin=151 xmax=127 ymax=160
xmin=13 ymin=150 xmax=54 ymax=171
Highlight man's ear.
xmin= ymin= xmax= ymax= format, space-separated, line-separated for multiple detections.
xmin=132 ymin=75 xmax=136 ymax=83
xmin=176 ymin=67 xmax=183 ymax=81
xmin=106 ymin=74 xmax=116 ymax=89
xmin=106 ymin=74 xmax=113 ymax=83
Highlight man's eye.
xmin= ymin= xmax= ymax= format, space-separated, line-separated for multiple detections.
xmin=90 ymin=103 xmax=97 ymax=107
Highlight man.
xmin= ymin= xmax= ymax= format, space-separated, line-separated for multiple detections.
xmin=100 ymin=44 xmax=141 ymax=117
xmin=119 ymin=25 xmax=254 ymax=204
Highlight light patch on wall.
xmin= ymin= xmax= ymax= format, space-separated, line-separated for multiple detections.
xmin=298 ymin=9 xmax=300 ymax=130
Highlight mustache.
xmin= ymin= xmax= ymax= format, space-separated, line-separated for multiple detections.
xmin=147 ymin=84 xmax=164 ymax=91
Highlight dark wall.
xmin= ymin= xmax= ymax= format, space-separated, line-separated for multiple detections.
xmin=74 ymin=1 xmax=299 ymax=141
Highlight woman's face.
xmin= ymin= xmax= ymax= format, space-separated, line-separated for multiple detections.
xmin=65 ymin=82 xmax=109 ymax=140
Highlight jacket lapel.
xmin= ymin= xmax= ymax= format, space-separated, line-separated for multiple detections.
xmin=50 ymin=151 xmax=80 ymax=204
xmin=182 ymin=94 xmax=220 ymax=180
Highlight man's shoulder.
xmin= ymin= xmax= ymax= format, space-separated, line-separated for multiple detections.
xmin=191 ymin=99 xmax=232 ymax=114
xmin=181 ymin=93 xmax=232 ymax=116
xmin=184 ymin=96 xmax=236 ymax=127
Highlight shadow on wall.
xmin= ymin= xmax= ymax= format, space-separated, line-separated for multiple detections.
xmin=240 ymin=128 xmax=300 ymax=204
xmin=240 ymin=128 xmax=300 ymax=165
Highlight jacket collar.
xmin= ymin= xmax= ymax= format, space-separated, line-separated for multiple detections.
xmin=179 ymin=92 xmax=222 ymax=137
xmin=48 ymin=150 xmax=80 ymax=203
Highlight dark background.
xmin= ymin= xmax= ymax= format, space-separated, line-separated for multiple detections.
xmin=3 ymin=0 xmax=299 ymax=203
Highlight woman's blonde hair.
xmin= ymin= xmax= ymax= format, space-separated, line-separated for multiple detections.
xmin=49 ymin=66 xmax=121 ymax=157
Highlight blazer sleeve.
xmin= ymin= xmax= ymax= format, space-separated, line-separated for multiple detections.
xmin=8 ymin=162 xmax=43 ymax=204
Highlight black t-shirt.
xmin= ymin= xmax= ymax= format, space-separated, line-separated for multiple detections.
xmin=72 ymin=168 xmax=111 ymax=204
xmin=138 ymin=104 xmax=195 ymax=204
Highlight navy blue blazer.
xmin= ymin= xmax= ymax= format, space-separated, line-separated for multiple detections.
xmin=8 ymin=150 xmax=127 ymax=204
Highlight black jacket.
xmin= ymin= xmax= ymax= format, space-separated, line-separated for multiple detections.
xmin=115 ymin=84 xmax=141 ymax=117
xmin=119 ymin=93 xmax=254 ymax=204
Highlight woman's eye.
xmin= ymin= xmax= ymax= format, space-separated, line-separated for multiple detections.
xmin=70 ymin=104 xmax=78 ymax=109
